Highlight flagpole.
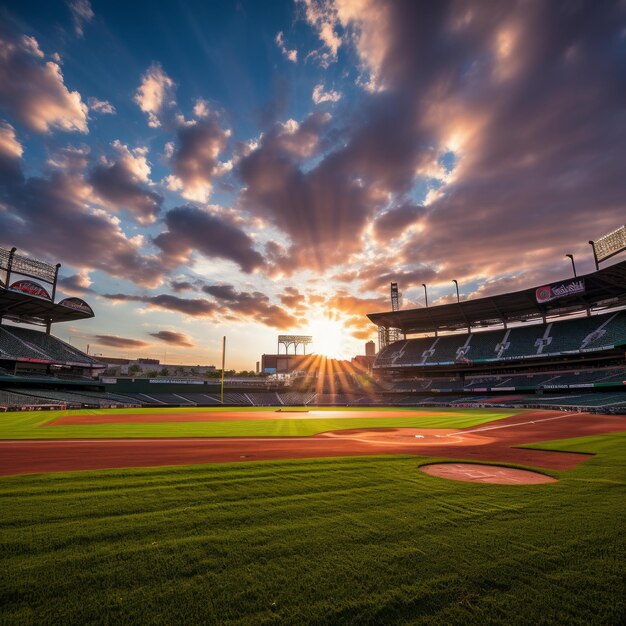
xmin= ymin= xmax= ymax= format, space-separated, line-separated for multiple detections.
xmin=220 ymin=336 xmax=226 ymax=404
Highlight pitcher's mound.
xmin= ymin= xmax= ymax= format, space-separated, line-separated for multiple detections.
xmin=420 ymin=462 xmax=557 ymax=484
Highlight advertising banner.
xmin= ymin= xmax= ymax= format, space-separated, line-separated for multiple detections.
xmin=59 ymin=297 xmax=94 ymax=315
xmin=148 ymin=378 xmax=204 ymax=384
xmin=9 ymin=279 xmax=51 ymax=300
xmin=536 ymin=278 xmax=585 ymax=304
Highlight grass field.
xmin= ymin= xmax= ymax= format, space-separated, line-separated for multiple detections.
xmin=0 ymin=406 xmax=519 ymax=440
xmin=1 ymin=430 xmax=624 ymax=624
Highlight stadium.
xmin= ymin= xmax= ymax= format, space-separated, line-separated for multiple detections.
xmin=1 ymin=1 xmax=625 ymax=622
xmin=1 ymin=235 xmax=625 ymax=623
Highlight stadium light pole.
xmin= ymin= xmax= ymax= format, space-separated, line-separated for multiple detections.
xmin=422 ymin=283 xmax=429 ymax=307
xmin=452 ymin=279 xmax=460 ymax=303
xmin=565 ymin=254 xmax=577 ymax=277
xmin=588 ymin=241 xmax=599 ymax=271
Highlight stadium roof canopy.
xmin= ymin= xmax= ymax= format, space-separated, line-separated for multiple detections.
xmin=367 ymin=260 xmax=626 ymax=334
xmin=0 ymin=287 xmax=94 ymax=326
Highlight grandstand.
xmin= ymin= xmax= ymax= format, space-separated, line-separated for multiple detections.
xmin=1 ymin=247 xmax=105 ymax=410
xmin=368 ymin=259 xmax=626 ymax=413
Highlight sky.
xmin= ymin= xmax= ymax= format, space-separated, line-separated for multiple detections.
xmin=0 ymin=0 xmax=625 ymax=369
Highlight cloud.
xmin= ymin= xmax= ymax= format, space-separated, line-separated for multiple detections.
xmin=87 ymin=97 xmax=116 ymax=115
xmin=0 ymin=29 xmax=88 ymax=133
xmin=201 ymin=284 xmax=299 ymax=329
xmin=58 ymin=270 xmax=93 ymax=295
xmin=67 ymin=0 xmax=94 ymax=37
xmin=164 ymin=116 xmax=231 ymax=202
xmin=312 ymin=84 xmax=341 ymax=104
xmin=275 ymin=31 xmax=298 ymax=63
xmin=260 ymin=0 xmax=626 ymax=289
xmin=0 ymin=152 xmax=165 ymax=287
xmin=0 ymin=121 xmax=24 ymax=186
xmin=148 ymin=330 xmax=194 ymax=347
xmin=154 ymin=205 xmax=264 ymax=273
xmin=237 ymin=97 xmax=420 ymax=272
xmin=46 ymin=144 xmax=90 ymax=173
xmin=103 ymin=293 xmax=218 ymax=317
xmin=94 ymin=334 xmax=150 ymax=349
xmin=89 ymin=140 xmax=162 ymax=224
xmin=134 ymin=62 xmax=176 ymax=128
xmin=298 ymin=0 xmax=343 ymax=67
xmin=372 ymin=203 xmax=425 ymax=241
xmin=105 ymin=284 xmax=298 ymax=330
xmin=279 ymin=286 xmax=306 ymax=313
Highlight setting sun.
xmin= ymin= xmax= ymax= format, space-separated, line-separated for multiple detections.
xmin=307 ymin=315 xmax=351 ymax=360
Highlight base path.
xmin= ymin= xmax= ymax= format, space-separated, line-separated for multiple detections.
xmin=0 ymin=411 xmax=624 ymax=476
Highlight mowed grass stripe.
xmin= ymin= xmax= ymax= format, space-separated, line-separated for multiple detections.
xmin=0 ymin=433 xmax=624 ymax=625
xmin=0 ymin=407 xmax=518 ymax=439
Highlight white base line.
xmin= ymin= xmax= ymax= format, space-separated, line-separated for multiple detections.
xmin=439 ymin=412 xmax=581 ymax=437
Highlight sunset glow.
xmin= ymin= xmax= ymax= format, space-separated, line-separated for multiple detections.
xmin=0 ymin=1 xmax=624 ymax=369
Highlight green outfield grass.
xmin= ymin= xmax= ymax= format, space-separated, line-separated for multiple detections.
xmin=0 ymin=406 xmax=519 ymax=440
xmin=0 ymin=432 xmax=624 ymax=625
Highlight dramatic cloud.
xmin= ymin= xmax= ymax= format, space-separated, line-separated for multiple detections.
xmin=67 ymin=0 xmax=94 ymax=37
xmin=164 ymin=116 xmax=231 ymax=202
xmin=202 ymin=284 xmax=299 ymax=328
xmin=89 ymin=141 xmax=162 ymax=224
xmin=0 ymin=29 xmax=88 ymax=133
xmin=104 ymin=293 xmax=218 ymax=317
xmin=275 ymin=31 xmax=298 ymax=63
xmin=87 ymin=97 xmax=116 ymax=115
xmin=298 ymin=0 xmax=343 ymax=67
xmin=105 ymin=285 xmax=298 ymax=330
xmin=0 ymin=121 xmax=24 ymax=186
xmin=0 ymin=158 xmax=165 ymax=287
xmin=279 ymin=286 xmax=306 ymax=313
xmin=373 ymin=203 xmax=425 ymax=241
xmin=238 ymin=97 xmax=420 ymax=272
xmin=149 ymin=330 xmax=194 ymax=347
xmin=94 ymin=334 xmax=150 ymax=349
xmin=58 ymin=270 xmax=93 ymax=295
xmin=154 ymin=205 xmax=264 ymax=273
xmin=134 ymin=62 xmax=176 ymax=128
xmin=312 ymin=84 xmax=341 ymax=104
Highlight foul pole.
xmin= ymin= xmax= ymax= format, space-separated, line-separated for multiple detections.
xmin=220 ymin=336 xmax=226 ymax=404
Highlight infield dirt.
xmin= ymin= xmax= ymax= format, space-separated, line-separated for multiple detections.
xmin=1 ymin=409 xmax=624 ymax=475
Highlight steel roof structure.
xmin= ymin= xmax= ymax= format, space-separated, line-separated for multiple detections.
xmin=367 ymin=260 xmax=626 ymax=334
xmin=0 ymin=287 xmax=95 ymax=326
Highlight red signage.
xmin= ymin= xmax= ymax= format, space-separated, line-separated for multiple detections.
xmin=9 ymin=280 xmax=51 ymax=300
xmin=59 ymin=297 xmax=94 ymax=315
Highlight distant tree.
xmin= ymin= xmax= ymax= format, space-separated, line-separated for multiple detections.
xmin=128 ymin=364 xmax=142 ymax=376
xmin=159 ymin=368 xmax=170 ymax=377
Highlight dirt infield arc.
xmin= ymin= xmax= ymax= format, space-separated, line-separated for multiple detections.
xmin=1 ymin=409 xmax=624 ymax=476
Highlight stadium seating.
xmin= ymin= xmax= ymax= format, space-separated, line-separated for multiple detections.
xmin=172 ymin=393 xmax=222 ymax=405
xmin=279 ymin=391 xmax=317 ymax=405
xmin=0 ymin=389 xmax=64 ymax=407
xmin=0 ymin=325 xmax=100 ymax=365
xmin=246 ymin=392 xmax=283 ymax=405
xmin=375 ymin=310 xmax=626 ymax=368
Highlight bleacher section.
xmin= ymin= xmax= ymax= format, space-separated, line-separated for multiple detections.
xmin=279 ymin=391 xmax=317 ymax=405
xmin=0 ymin=326 xmax=100 ymax=366
xmin=246 ymin=392 xmax=283 ymax=405
xmin=375 ymin=310 xmax=626 ymax=369
xmin=0 ymin=389 xmax=64 ymax=407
